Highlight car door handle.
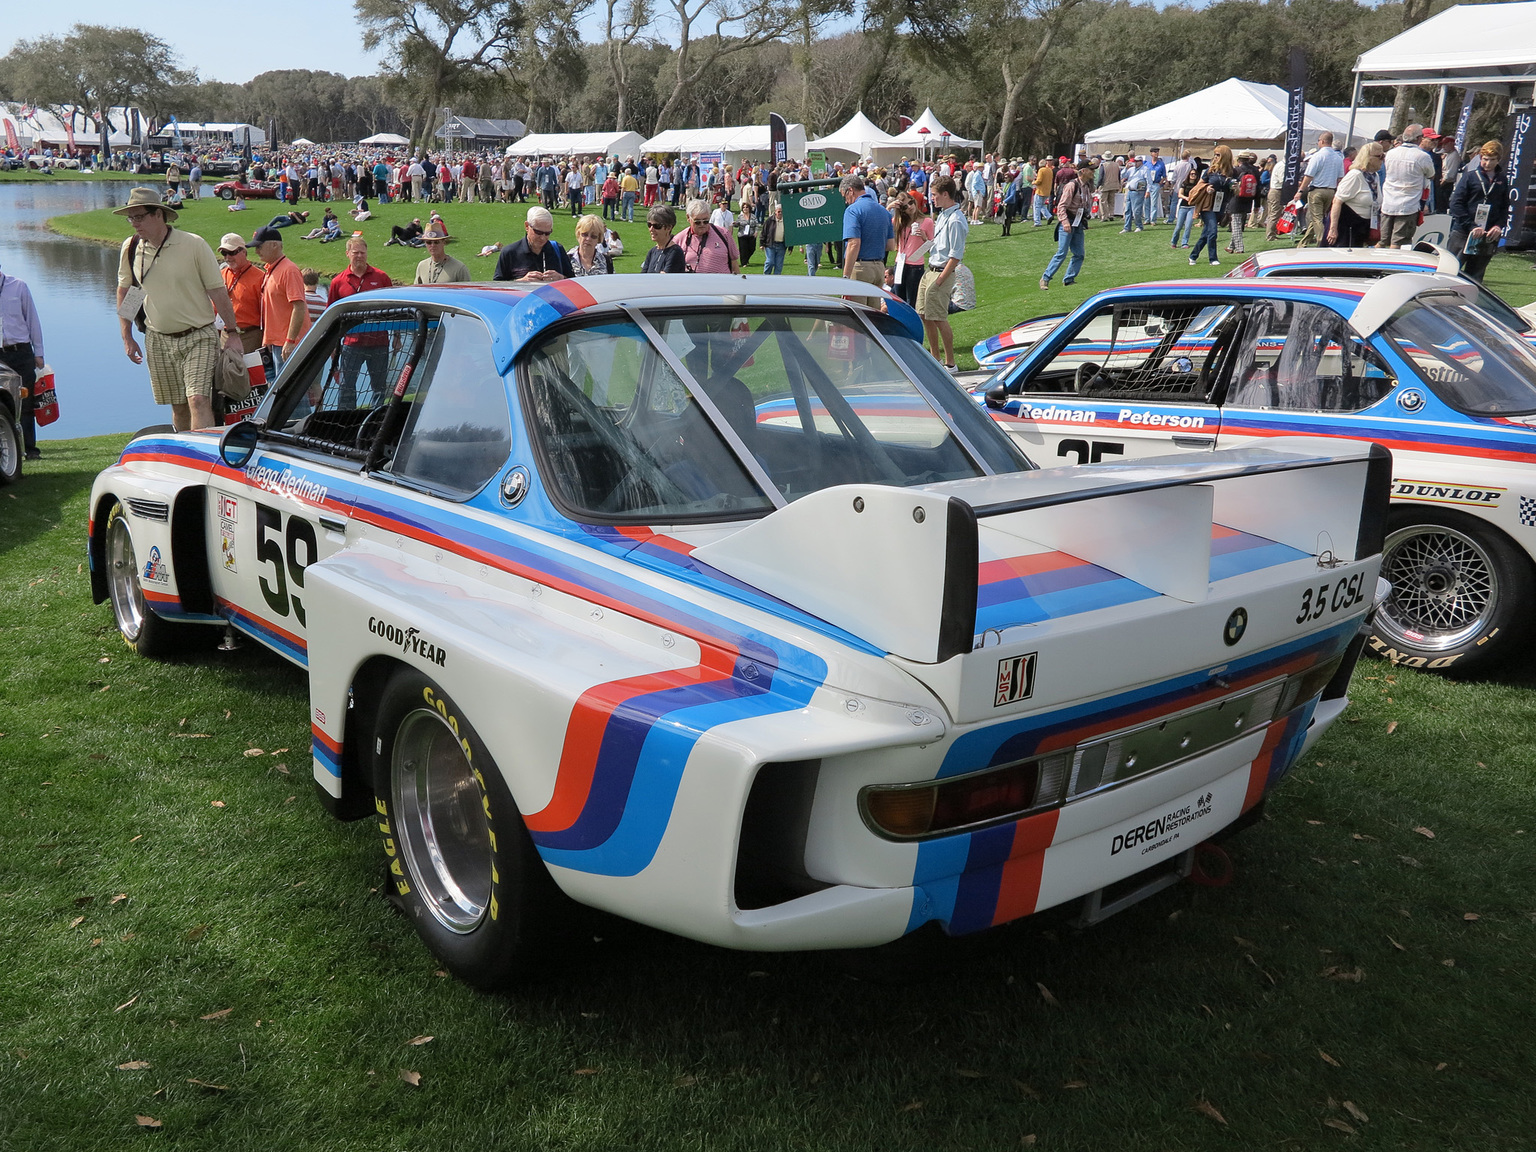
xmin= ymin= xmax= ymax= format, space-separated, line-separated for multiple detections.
xmin=318 ymin=514 xmax=348 ymax=533
xmin=1172 ymin=435 xmax=1215 ymax=449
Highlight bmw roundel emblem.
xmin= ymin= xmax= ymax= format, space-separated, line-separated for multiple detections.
xmin=1396 ymin=388 xmax=1426 ymax=413
xmin=1223 ymin=607 xmax=1248 ymax=646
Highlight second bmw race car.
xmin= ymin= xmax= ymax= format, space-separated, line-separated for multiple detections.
xmin=978 ymin=273 xmax=1536 ymax=672
xmin=89 ymin=276 xmax=1387 ymax=987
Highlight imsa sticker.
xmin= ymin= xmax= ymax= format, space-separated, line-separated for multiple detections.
xmin=994 ymin=652 xmax=1038 ymax=707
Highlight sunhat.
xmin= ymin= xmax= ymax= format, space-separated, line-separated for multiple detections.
xmin=113 ymin=187 xmax=179 ymax=222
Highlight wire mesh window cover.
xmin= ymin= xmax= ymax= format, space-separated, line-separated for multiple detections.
xmin=388 ymin=314 xmax=512 ymax=498
xmin=266 ymin=310 xmax=438 ymax=461
xmin=1046 ymin=302 xmax=1238 ymax=404
xmin=1226 ymin=300 xmax=1395 ymax=413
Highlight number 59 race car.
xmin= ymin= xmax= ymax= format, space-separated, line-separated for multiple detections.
xmin=90 ymin=276 xmax=1388 ymax=987
xmin=978 ymin=272 xmax=1536 ymax=673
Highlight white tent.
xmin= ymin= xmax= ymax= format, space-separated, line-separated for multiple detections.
xmin=886 ymin=108 xmax=983 ymax=154
xmin=359 ymin=132 xmax=409 ymax=146
xmin=809 ymin=111 xmax=901 ymax=159
xmin=641 ymin=123 xmax=807 ymax=161
xmin=1084 ymin=79 xmax=1352 ymax=155
xmin=0 ymin=102 xmax=131 ymax=149
xmin=1352 ymin=2 xmax=1536 ymax=92
xmin=1318 ymin=106 xmax=1394 ymax=141
xmin=506 ymin=130 xmax=645 ymax=158
xmin=290 ymin=137 xmax=317 ymax=147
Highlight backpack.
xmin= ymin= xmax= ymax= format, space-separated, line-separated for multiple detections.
xmin=1237 ymin=171 xmax=1258 ymax=199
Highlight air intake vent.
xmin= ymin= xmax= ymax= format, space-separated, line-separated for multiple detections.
xmin=124 ymin=498 xmax=170 ymax=522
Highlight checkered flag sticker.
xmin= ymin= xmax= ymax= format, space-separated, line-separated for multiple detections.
xmin=1521 ymin=497 xmax=1536 ymax=528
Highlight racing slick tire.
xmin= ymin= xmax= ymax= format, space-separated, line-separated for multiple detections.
xmin=1367 ymin=507 xmax=1534 ymax=673
xmin=371 ymin=668 xmax=569 ymax=989
xmin=0 ymin=414 xmax=20 ymax=486
xmin=103 ymin=500 xmax=210 ymax=659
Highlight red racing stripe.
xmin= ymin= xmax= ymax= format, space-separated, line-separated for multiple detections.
xmin=990 ymin=808 xmax=1062 ymax=925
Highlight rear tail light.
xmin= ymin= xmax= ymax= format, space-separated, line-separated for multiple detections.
xmin=861 ymin=653 xmax=1347 ymax=841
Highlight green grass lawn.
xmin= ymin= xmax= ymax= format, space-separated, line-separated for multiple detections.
xmin=0 ymin=169 xmax=145 ymax=182
xmin=52 ymin=192 xmax=1536 ymax=370
xmin=4 ymin=439 xmax=1536 ymax=1149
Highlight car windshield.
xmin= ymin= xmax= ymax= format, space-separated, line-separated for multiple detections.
xmin=1381 ymin=297 xmax=1536 ymax=415
xmin=521 ymin=309 xmax=1026 ymax=522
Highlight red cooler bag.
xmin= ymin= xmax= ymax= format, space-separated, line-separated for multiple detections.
xmin=32 ymin=364 xmax=59 ymax=427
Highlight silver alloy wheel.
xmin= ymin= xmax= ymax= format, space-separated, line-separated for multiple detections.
xmin=391 ymin=707 xmax=494 ymax=934
xmin=0 ymin=420 xmax=18 ymax=482
xmin=106 ymin=508 xmax=147 ymax=642
xmin=1376 ymin=522 xmax=1498 ymax=652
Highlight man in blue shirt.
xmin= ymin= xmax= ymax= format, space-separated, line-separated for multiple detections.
xmin=1147 ymin=148 xmax=1168 ymax=223
xmin=839 ymin=174 xmax=894 ymax=284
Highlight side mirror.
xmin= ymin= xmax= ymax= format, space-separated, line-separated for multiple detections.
xmin=985 ymin=383 xmax=1010 ymax=410
xmin=219 ymin=419 xmax=262 ymax=469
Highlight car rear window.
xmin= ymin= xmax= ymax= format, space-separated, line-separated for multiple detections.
xmin=1382 ymin=298 xmax=1536 ymax=415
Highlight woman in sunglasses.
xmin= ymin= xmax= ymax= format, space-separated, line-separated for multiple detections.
xmin=640 ymin=205 xmax=687 ymax=274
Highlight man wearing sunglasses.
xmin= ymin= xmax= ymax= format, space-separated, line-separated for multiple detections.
xmin=413 ymin=229 xmax=471 ymax=284
xmin=493 ymin=206 xmax=573 ymax=282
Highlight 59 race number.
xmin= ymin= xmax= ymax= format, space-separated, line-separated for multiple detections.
xmin=1296 ymin=572 xmax=1366 ymax=625
xmin=256 ymin=503 xmax=317 ymax=626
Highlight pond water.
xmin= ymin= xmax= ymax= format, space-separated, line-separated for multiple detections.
xmin=2 ymin=182 xmax=165 ymax=439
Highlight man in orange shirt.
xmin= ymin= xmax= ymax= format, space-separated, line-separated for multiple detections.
xmin=218 ymin=233 xmax=264 ymax=354
xmin=249 ymin=226 xmax=309 ymax=376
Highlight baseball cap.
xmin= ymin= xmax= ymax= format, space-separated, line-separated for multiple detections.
xmin=249 ymin=226 xmax=283 ymax=246
xmin=218 ymin=233 xmax=247 ymax=252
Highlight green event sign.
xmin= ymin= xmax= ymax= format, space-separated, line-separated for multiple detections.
xmin=779 ymin=179 xmax=845 ymax=246
xmin=807 ymin=150 xmax=828 ymax=176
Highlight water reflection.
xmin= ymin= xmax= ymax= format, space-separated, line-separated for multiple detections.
xmin=1 ymin=182 xmax=164 ymax=439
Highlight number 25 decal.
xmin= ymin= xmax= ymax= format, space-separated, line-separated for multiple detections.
xmin=256 ymin=503 xmax=318 ymax=626
xmin=1297 ymin=572 xmax=1366 ymax=625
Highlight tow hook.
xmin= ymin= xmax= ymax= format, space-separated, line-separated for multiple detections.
xmin=1188 ymin=841 xmax=1234 ymax=887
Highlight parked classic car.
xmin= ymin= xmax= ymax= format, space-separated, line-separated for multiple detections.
xmin=90 ymin=276 xmax=1387 ymax=986
xmin=973 ymin=244 xmax=1536 ymax=371
xmin=213 ymin=178 xmax=282 ymax=200
xmin=0 ymin=360 xmax=22 ymax=485
xmin=978 ymin=273 xmax=1536 ymax=673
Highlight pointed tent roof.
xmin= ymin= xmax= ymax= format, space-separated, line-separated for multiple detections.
xmin=887 ymin=108 xmax=983 ymax=150
xmin=809 ymin=110 xmax=901 ymax=156
xmin=1084 ymin=78 xmax=1350 ymax=149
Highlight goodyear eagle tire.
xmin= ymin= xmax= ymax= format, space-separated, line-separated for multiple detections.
xmin=1368 ymin=507 xmax=1534 ymax=673
xmin=372 ymin=669 xmax=567 ymax=989
xmin=104 ymin=501 xmax=207 ymax=659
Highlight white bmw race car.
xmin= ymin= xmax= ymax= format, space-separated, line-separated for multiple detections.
xmin=90 ymin=276 xmax=1388 ymax=987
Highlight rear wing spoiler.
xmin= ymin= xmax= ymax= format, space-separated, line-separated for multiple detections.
xmin=692 ymin=438 xmax=1391 ymax=665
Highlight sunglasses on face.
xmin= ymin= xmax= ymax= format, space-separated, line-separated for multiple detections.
xmin=530 ymin=227 xmax=552 ymax=236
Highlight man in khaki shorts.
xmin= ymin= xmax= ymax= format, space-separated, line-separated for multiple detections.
xmin=115 ymin=188 xmax=240 ymax=431
xmin=915 ymin=174 xmax=968 ymax=372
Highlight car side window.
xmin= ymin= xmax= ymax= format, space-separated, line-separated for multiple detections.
xmin=387 ymin=314 xmax=512 ymax=498
xmin=1226 ymin=300 xmax=1395 ymax=412
xmin=1025 ymin=301 xmax=1236 ymax=403
xmin=265 ymin=308 xmax=427 ymax=461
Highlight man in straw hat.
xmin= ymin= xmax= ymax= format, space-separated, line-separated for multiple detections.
xmin=115 ymin=188 xmax=240 ymax=431
xmin=413 ymin=227 xmax=470 ymax=284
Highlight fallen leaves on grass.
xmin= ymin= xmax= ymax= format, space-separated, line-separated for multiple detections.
xmin=405 ymin=1035 xmax=434 ymax=1046
xmin=1442 ymin=958 xmax=1455 ymax=967
xmin=673 ymin=1075 xmax=698 ymax=1087
xmin=110 ymin=893 xmax=128 ymax=904
xmin=174 ymin=733 xmax=212 ymax=739
xmin=68 ymin=915 xmax=85 ymax=929
xmin=1388 ymin=936 xmax=1406 ymax=951
xmin=1398 ymin=855 xmax=1421 ymax=868
xmin=955 ymin=1068 xmax=983 ymax=1079
xmin=1386 ymin=721 xmax=1399 ymax=735
xmin=1062 ymin=1080 xmax=1087 ymax=1090
xmin=573 ymin=1067 xmax=600 ymax=1076
xmin=1413 ymin=826 xmax=1435 ymax=839
xmin=1342 ymin=1101 xmax=1369 ymax=1123
xmin=1351 ymin=833 xmax=1377 ymax=842
xmin=897 ymin=1100 xmax=924 ymax=1113
xmin=1318 ymin=1049 xmax=1342 ymax=1067
xmin=1014 ymin=1080 xmax=1041 ymax=1099
xmin=134 ymin=1115 xmax=162 ymax=1129
xmin=399 ymin=1069 xmax=421 ymax=1086
xmin=210 ymin=800 xmax=225 ymax=808
xmin=185 ymin=925 xmax=207 ymax=942
xmin=242 ymin=749 xmax=265 ymax=758
xmin=1193 ymin=1099 xmax=1227 ymax=1125
xmin=188 ymin=1078 xmax=229 ymax=1091
xmin=1324 ymin=1118 xmax=1357 ymax=1134
xmin=1463 ymin=912 xmax=1480 ymax=921
xmin=1321 ymin=965 xmax=1364 ymax=983
xmin=1036 ymin=982 xmax=1059 ymax=1007
xmin=200 ymin=1008 xmax=233 ymax=1021
xmin=117 ymin=1060 xmax=151 ymax=1070
xmin=1020 ymin=1137 xmax=1037 ymax=1147
xmin=114 ymin=994 xmax=138 ymax=1012
xmin=1434 ymin=1062 xmax=1448 ymax=1071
